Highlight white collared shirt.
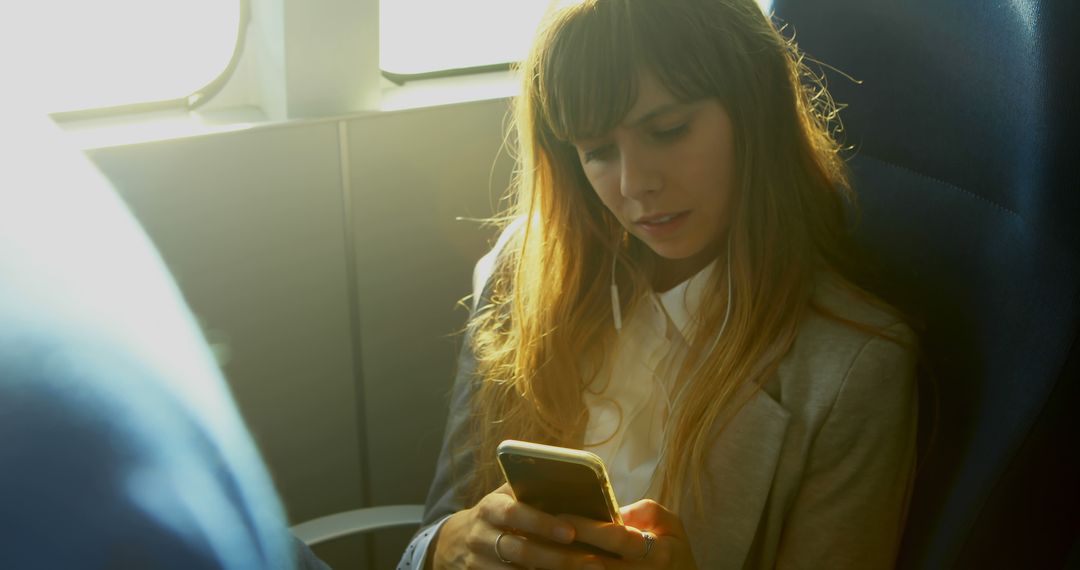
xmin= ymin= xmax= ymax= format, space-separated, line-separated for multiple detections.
xmin=583 ymin=261 xmax=717 ymax=506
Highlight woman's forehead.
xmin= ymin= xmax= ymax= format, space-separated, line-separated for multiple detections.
xmin=565 ymin=71 xmax=695 ymax=141
xmin=625 ymin=72 xmax=686 ymax=119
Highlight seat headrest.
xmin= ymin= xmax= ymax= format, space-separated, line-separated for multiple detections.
xmin=771 ymin=0 xmax=1079 ymax=247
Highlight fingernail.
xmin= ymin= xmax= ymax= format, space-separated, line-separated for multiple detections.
xmin=554 ymin=526 xmax=574 ymax=543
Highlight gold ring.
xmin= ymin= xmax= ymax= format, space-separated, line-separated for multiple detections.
xmin=494 ymin=531 xmax=513 ymax=564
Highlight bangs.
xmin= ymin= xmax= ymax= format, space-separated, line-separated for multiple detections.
xmin=534 ymin=0 xmax=716 ymax=142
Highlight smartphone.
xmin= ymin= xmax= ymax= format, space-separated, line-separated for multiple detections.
xmin=496 ymin=439 xmax=623 ymax=556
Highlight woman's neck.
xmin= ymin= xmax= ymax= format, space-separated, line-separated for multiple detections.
xmin=651 ymin=242 xmax=726 ymax=293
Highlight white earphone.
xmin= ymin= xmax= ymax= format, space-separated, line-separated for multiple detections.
xmin=610 ymin=253 xmax=624 ymax=331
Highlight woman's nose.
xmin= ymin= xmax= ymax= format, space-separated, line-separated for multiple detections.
xmin=619 ymin=146 xmax=662 ymax=199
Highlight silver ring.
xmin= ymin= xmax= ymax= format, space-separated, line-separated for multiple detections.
xmin=639 ymin=530 xmax=656 ymax=559
xmin=494 ymin=531 xmax=513 ymax=564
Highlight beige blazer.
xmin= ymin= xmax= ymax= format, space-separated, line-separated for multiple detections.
xmin=680 ymin=276 xmax=918 ymax=568
xmin=401 ymin=270 xmax=917 ymax=570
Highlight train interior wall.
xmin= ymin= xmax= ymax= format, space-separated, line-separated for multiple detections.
xmin=85 ymin=97 xmax=515 ymax=568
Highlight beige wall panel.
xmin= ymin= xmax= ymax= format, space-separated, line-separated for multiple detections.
xmin=347 ymin=98 xmax=515 ymax=567
xmin=85 ymin=123 xmax=365 ymax=532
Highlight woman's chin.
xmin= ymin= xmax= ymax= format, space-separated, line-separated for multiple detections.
xmin=642 ymin=239 xmax=705 ymax=262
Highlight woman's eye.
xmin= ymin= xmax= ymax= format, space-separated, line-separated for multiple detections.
xmin=653 ymin=123 xmax=688 ymax=141
xmin=582 ymin=144 xmax=614 ymax=163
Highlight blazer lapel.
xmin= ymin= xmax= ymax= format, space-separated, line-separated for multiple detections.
xmin=682 ymin=381 xmax=791 ymax=569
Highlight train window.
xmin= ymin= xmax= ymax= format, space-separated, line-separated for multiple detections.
xmin=28 ymin=0 xmax=242 ymax=115
xmin=380 ymin=0 xmax=775 ymax=83
xmin=380 ymin=0 xmax=552 ymax=81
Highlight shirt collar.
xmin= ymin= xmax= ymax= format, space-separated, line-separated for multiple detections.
xmin=654 ymin=259 xmax=718 ymax=341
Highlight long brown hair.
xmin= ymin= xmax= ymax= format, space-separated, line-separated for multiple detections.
xmin=463 ymin=0 xmax=863 ymax=514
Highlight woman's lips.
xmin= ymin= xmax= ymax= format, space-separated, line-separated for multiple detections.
xmin=634 ymin=210 xmax=690 ymax=236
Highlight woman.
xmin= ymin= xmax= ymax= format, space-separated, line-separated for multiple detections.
xmin=399 ymin=0 xmax=917 ymax=568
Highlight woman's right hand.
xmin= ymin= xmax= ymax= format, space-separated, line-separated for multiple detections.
xmin=430 ymin=483 xmax=607 ymax=569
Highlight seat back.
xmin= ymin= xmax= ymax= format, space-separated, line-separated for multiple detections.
xmin=0 ymin=115 xmax=298 ymax=570
xmin=769 ymin=0 xmax=1080 ymax=567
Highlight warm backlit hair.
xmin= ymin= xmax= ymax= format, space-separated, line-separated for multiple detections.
xmin=462 ymin=0 xmax=866 ymax=516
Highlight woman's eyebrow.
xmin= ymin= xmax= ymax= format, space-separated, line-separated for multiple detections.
xmin=570 ymin=102 xmax=689 ymax=144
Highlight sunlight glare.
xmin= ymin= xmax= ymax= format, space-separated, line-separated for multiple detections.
xmin=381 ymin=0 xmax=553 ymax=74
xmin=8 ymin=0 xmax=240 ymax=113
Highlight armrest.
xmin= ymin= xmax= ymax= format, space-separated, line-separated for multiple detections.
xmin=291 ymin=504 xmax=425 ymax=546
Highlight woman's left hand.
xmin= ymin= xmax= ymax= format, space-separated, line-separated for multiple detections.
xmin=559 ymin=499 xmax=699 ymax=569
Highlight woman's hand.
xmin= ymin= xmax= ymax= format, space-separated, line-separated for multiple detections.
xmin=559 ymin=499 xmax=699 ymax=569
xmin=431 ymin=483 xmax=609 ymax=569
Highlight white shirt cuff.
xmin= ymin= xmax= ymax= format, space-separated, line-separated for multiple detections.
xmin=397 ymin=514 xmax=453 ymax=570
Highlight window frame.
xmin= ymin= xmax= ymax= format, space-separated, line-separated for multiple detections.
xmin=378 ymin=0 xmax=557 ymax=85
xmin=381 ymin=62 xmax=513 ymax=86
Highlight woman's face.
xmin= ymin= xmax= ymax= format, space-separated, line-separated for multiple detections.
xmin=573 ymin=72 xmax=736 ymax=288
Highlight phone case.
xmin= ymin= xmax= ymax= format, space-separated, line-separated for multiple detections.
xmin=496 ymin=439 xmax=623 ymax=526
